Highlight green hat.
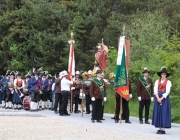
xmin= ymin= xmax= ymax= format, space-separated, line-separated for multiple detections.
xmin=96 ymin=70 xmax=102 ymax=74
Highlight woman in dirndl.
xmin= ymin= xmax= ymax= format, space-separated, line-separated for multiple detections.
xmin=152 ymin=67 xmax=172 ymax=134
xmin=13 ymin=72 xmax=24 ymax=110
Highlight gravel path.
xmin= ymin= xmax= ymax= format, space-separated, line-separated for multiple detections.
xmin=0 ymin=116 xmax=162 ymax=140
xmin=0 ymin=107 xmax=179 ymax=140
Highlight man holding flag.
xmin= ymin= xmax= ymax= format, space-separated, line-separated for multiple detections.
xmin=114 ymin=36 xmax=132 ymax=123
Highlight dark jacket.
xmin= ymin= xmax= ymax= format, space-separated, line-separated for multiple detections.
xmin=90 ymin=79 xmax=106 ymax=99
xmin=137 ymin=77 xmax=153 ymax=100
xmin=30 ymin=76 xmax=42 ymax=91
xmin=55 ymin=77 xmax=61 ymax=93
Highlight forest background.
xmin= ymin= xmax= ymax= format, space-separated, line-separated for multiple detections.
xmin=0 ymin=0 xmax=180 ymax=122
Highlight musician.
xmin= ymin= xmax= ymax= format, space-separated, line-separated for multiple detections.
xmin=54 ymin=71 xmax=62 ymax=114
xmin=46 ymin=74 xmax=53 ymax=109
xmin=40 ymin=72 xmax=48 ymax=110
xmin=0 ymin=75 xmax=3 ymax=108
xmin=9 ymin=71 xmax=15 ymax=109
xmin=13 ymin=72 xmax=24 ymax=110
xmin=137 ymin=68 xmax=154 ymax=124
xmin=1 ymin=70 xmax=11 ymax=108
xmin=83 ymin=71 xmax=92 ymax=114
xmin=73 ymin=71 xmax=81 ymax=113
xmin=90 ymin=70 xmax=107 ymax=123
xmin=60 ymin=70 xmax=73 ymax=116
xmin=23 ymin=74 xmax=31 ymax=96
xmin=30 ymin=71 xmax=42 ymax=111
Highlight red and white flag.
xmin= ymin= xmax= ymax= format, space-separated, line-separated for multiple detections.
xmin=68 ymin=40 xmax=75 ymax=80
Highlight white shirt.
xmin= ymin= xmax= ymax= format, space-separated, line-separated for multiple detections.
xmin=14 ymin=78 xmax=24 ymax=89
xmin=61 ymin=77 xmax=73 ymax=91
xmin=154 ymin=79 xmax=172 ymax=98
xmin=52 ymin=83 xmax=55 ymax=91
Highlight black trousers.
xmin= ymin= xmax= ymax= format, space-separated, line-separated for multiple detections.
xmin=54 ymin=93 xmax=61 ymax=112
xmin=42 ymin=91 xmax=48 ymax=101
xmin=74 ymin=94 xmax=79 ymax=111
xmin=31 ymin=90 xmax=39 ymax=103
xmin=115 ymin=95 xmax=130 ymax=121
xmin=139 ymin=99 xmax=151 ymax=121
xmin=5 ymin=91 xmax=11 ymax=102
xmin=92 ymin=99 xmax=103 ymax=120
xmin=85 ymin=94 xmax=91 ymax=113
xmin=2 ymin=91 xmax=6 ymax=100
xmin=59 ymin=91 xmax=69 ymax=114
xmin=47 ymin=91 xmax=52 ymax=102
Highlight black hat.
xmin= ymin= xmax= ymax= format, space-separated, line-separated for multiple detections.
xmin=10 ymin=71 xmax=15 ymax=76
xmin=35 ymin=71 xmax=40 ymax=76
xmin=142 ymin=68 xmax=149 ymax=74
xmin=25 ymin=74 xmax=31 ymax=78
xmin=16 ymin=71 xmax=21 ymax=76
xmin=48 ymin=74 xmax=52 ymax=79
xmin=157 ymin=67 xmax=170 ymax=77
xmin=96 ymin=70 xmax=102 ymax=74
xmin=6 ymin=70 xmax=11 ymax=76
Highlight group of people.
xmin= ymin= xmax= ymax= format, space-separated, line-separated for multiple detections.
xmin=0 ymin=66 xmax=172 ymax=135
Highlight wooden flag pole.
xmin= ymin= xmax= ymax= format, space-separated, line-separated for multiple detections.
xmin=70 ymin=89 xmax=73 ymax=113
xmin=81 ymin=84 xmax=84 ymax=117
xmin=120 ymin=96 xmax=122 ymax=123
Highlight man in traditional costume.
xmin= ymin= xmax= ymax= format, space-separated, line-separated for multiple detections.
xmin=90 ymin=70 xmax=107 ymax=123
xmin=83 ymin=70 xmax=92 ymax=114
xmin=137 ymin=68 xmax=154 ymax=124
xmin=73 ymin=71 xmax=81 ymax=113
xmin=60 ymin=70 xmax=73 ymax=116
xmin=1 ymin=70 xmax=11 ymax=108
xmin=40 ymin=72 xmax=48 ymax=110
xmin=30 ymin=71 xmax=42 ymax=111
xmin=0 ymin=75 xmax=3 ymax=108
xmin=23 ymin=73 xmax=31 ymax=96
xmin=114 ymin=78 xmax=132 ymax=123
xmin=54 ymin=72 xmax=62 ymax=114
xmin=46 ymin=74 xmax=53 ymax=109
xmin=152 ymin=67 xmax=172 ymax=134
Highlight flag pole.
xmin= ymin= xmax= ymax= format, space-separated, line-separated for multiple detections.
xmin=120 ymin=25 xmax=126 ymax=124
xmin=81 ymin=84 xmax=84 ymax=117
xmin=70 ymin=32 xmax=74 ymax=113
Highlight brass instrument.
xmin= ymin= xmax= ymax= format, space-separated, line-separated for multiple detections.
xmin=8 ymin=81 xmax=14 ymax=88
xmin=3 ymin=82 xmax=6 ymax=88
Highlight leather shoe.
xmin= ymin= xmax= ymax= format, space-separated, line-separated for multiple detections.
xmin=140 ymin=120 xmax=143 ymax=124
xmin=64 ymin=113 xmax=71 ymax=116
xmin=96 ymin=120 xmax=102 ymax=123
xmin=74 ymin=111 xmax=79 ymax=114
xmin=115 ymin=120 xmax=119 ymax=123
xmin=100 ymin=118 xmax=105 ymax=120
xmin=156 ymin=130 xmax=165 ymax=134
xmin=85 ymin=112 xmax=90 ymax=114
xmin=125 ymin=120 xmax=131 ymax=124
xmin=91 ymin=120 xmax=95 ymax=123
xmin=145 ymin=121 xmax=150 ymax=124
xmin=54 ymin=111 xmax=58 ymax=114
xmin=111 ymin=116 xmax=115 ymax=119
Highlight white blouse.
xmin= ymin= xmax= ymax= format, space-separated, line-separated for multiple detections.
xmin=154 ymin=79 xmax=172 ymax=98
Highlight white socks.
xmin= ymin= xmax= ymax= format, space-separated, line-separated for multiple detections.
xmin=2 ymin=101 xmax=5 ymax=107
xmin=48 ymin=101 xmax=52 ymax=109
xmin=160 ymin=128 xmax=165 ymax=131
xmin=41 ymin=102 xmax=44 ymax=109
xmin=9 ymin=102 xmax=12 ymax=108
xmin=30 ymin=102 xmax=34 ymax=110
xmin=6 ymin=102 xmax=9 ymax=107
